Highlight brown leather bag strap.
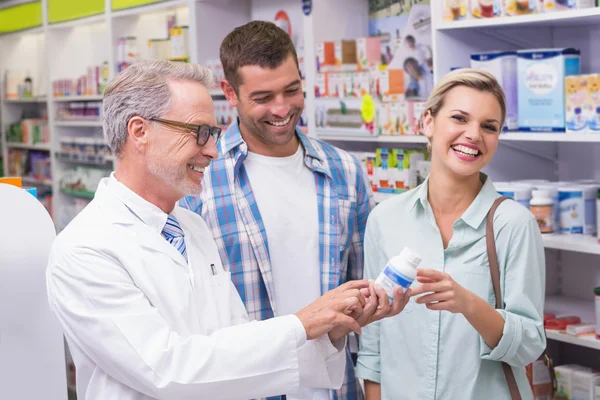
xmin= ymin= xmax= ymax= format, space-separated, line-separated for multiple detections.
xmin=486 ymin=196 xmax=522 ymax=400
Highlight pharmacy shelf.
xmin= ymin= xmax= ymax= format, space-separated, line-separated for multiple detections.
xmin=56 ymin=152 xmax=114 ymax=165
xmin=6 ymin=142 xmax=51 ymax=151
xmin=0 ymin=26 xmax=44 ymax=38
xmin=438 ymin=7 xmax=600 ymax=30
xmin=4 ymin=97 xmax=47 ymax=104
xmin=60 ymin=188 xmax=95 ymax=199
xmin=53 ymin=95 xmax=103 ymax=102
xmin=316 ymin=130 xmax=428 ymax=144
xmin=54 ymin=120 xmax=103 ymax=127
xmin=546 ymin=330 xmax=600 ymax=351
xmin=22 ymin=176 xmax=52 ymax=186
xmin=500 ymin=133 xmax=600 ymax=142
xmin=545 ymin=295 xmax=599 ymax=351
xmin=111 ymin=0 xmax=188 ymax=19
xmin=47 ymin=14 xmax=106 ymax=31
xmin=543 ymin=234 xmax=600 ymax=255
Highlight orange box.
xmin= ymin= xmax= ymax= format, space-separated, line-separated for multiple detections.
xmin=316 ymin=42 xmax=335 ymax=72
xmin=0 ymin=177 xmax=23 ymax=188
xmin=379 ymin=69 xmax=405 ymax=101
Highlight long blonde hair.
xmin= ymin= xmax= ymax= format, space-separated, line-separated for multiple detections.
xmin=420 ymin=68 xmax=506 ymax=148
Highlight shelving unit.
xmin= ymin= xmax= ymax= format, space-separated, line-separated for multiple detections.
xmin=431 ymin=3 xmax=600 ymax=369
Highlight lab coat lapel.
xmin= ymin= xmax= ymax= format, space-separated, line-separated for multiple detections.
xmin=95 ymin=182 xmax=189 ymax=270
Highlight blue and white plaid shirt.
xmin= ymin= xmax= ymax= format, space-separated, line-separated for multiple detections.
xmin=180 ymin=120 xmax=374 ymax=400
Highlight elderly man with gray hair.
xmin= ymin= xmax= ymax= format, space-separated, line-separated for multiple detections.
xmin=45 ymin=59 xmax=409 ymax=400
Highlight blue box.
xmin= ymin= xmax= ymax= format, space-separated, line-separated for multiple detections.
xmin=517 ymin=48 xmax=581 ymax=132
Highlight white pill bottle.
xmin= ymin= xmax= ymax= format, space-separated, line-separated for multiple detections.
xmin=375 ymin=247 xmax=422 ymax=301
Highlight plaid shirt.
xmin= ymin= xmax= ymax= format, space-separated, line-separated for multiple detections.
xmin=180 ymin=120 xmax=374 ymax=400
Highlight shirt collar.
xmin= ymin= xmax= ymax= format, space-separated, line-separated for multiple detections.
xmin=411 ymin=172 xmax=499 ymax=230
xmin=106 ymin=172 xmax=169 ymax=234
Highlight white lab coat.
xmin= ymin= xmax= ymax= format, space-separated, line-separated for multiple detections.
xmin=46 ymin=174 xmax=346 ymax=400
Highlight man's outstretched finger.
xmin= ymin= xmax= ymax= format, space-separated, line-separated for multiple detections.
xmin=336 ymin=314 xmax=362 ymax=335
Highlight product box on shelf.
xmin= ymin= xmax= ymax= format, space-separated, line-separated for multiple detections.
xmin=315 ymin=73 xmax=329 ymax=98
xmin=378 ymin=102 xmax=410 ymax=136
xmin=443 ymin=0 xmax=468 ymax=20
xmin=469 ymin=0 xmax=503 ymax=17
xmin=525 ymin=356 xmax=553 ymax=400
xmin=471 ymin=51 xmax=518 ymax=131
xmin=517 ymin=48 xmax=581 ymax=132
xmin=373 ymin=148 xmax=429 ymax=196
xmin=316 ymin=41 xmax=335 ymax=72
xmin=571 ymin=369 xmax=600 ymax=400
xmin=588 ymin=73 xmax=600 ymax=133
xmin=504 ymin=0 xmax=536 ymax=16
xmin=315 ymin=98 xmax=375 ymax=136
xmin=565 ymin=75 xmax=594 ymax=133
xmin=356 ymin=37 xmax=381 ymax=70
xmin=543 ymin=0 xmax=596 ymax=11
xmin=378 ymin=68 xmax=405 ymax=102
xmin=410 ymin=101 xmax=427 ymax=134
xmin=334 ymin=40 xmax=358 ymax=71
xmin=170 ymin=26 xmax=189 ymax=60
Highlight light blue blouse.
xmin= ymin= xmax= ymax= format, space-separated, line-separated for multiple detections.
xmin=356 ymin=174 xmax=546 ymax=400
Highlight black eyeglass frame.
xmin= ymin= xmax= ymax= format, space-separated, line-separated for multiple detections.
xmin=149 ymin=117 xmax=223 ymax=146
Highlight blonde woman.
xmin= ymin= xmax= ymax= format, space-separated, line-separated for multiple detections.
xmin=356 ymin=69 xmax=546 ymax=400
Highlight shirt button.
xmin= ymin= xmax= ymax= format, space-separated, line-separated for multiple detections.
xmin=331 ymin=257 xmax=335 ymax=264
xmin=330 ymin=215 xmax=335 ymax=223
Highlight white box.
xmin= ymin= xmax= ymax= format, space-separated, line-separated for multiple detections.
xmin=572 ymin=370 xmax=600 ymax=400
xmin=471 ymin=51 xmax=518 ymax=131
xmin=556 ymin=365 xmax=591 ymax=400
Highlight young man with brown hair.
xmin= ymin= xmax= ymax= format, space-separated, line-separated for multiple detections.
xmin=181 ymin=21 xmax=375 ymax=400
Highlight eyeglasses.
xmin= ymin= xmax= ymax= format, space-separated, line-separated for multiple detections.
xmin=149 ymin=117 xmax=223 ymax=146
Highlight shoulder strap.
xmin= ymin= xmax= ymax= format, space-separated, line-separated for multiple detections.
xmin=486 ymin=196 xmax=557 ymax=399
xmin=486 ymin=196 xmax=510 ymax=309
xmin=486 ymin=196 xmax=522 ymax=400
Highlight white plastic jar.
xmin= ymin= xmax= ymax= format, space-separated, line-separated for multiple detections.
xmin=375 ymin=247 xmax=422 ymax=301
xmin=558 ymin=186 xmax=597 ymax=235
xmin=494 ymin=183 xmax=532 ymax=209
xmin=535 ymin=184 xmax=560 ymax=229
xmin=530 ymin=190 xmax=554 ymax=233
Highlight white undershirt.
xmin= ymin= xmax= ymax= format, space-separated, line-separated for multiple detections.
xmin=245 ymin=144 xmax=327 ymax=400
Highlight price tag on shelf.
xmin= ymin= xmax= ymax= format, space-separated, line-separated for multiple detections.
xmin=301 ymin=0 xmax=312 ymax=16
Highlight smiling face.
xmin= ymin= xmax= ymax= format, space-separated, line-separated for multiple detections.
xmin=423 ymin=85 xmax=502 ymax=179
xmin=222 ymin=54 xmax=304 ymax=157
xmin=144 ymin=79 xmax=219 ymax=199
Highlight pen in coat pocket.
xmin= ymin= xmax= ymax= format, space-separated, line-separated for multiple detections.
xmin=210 ymin=263 xmax=216 ymax=275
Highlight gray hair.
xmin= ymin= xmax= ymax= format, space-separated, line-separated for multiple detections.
xmin=102 ymin=59 xmax=215 ymax=156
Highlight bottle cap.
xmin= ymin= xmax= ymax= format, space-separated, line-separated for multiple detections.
xmin=594 ymin=287 xmax=600 ymax=296
xmin=400 ymin=247 xmax=422 ymax=267
xmin=532 ymin=189 xmax=550 ymax=199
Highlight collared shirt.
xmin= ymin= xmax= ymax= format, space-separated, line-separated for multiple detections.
xmin=180 ymin=120 xmax=375 ymax=400
xmin=356 ymin=174 xmax=546 ymax=400
xmin=46 ymin=173 xmax=346 ymax=400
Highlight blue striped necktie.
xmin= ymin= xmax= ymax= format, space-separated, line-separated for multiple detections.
xmin=161 ymin=214 xmax=188 ymax=263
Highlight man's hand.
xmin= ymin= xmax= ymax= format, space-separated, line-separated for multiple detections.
xmin=295 ymin=280 xmax=370 ymax=340
xmin=328 ymin=282 xmax=411 ymax=342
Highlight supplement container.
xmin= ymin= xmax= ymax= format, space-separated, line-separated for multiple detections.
xmin=495 ymin=183 xmax=532 ymax=209
xmin=530 ymin=189 xmax=554 ymax=233
xmin=535 ymin=184 xmax=560 ymax=228
xmin=596 ymin=287 xmax=600 ymax=339
xmin=558 ymin=186 xmax=597 ymax=235
xmin=375 ymin=247 xmax=422 ymax=301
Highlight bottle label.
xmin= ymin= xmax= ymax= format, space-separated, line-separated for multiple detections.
xmin=383 ymin=266 xmax=413 ymax=288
